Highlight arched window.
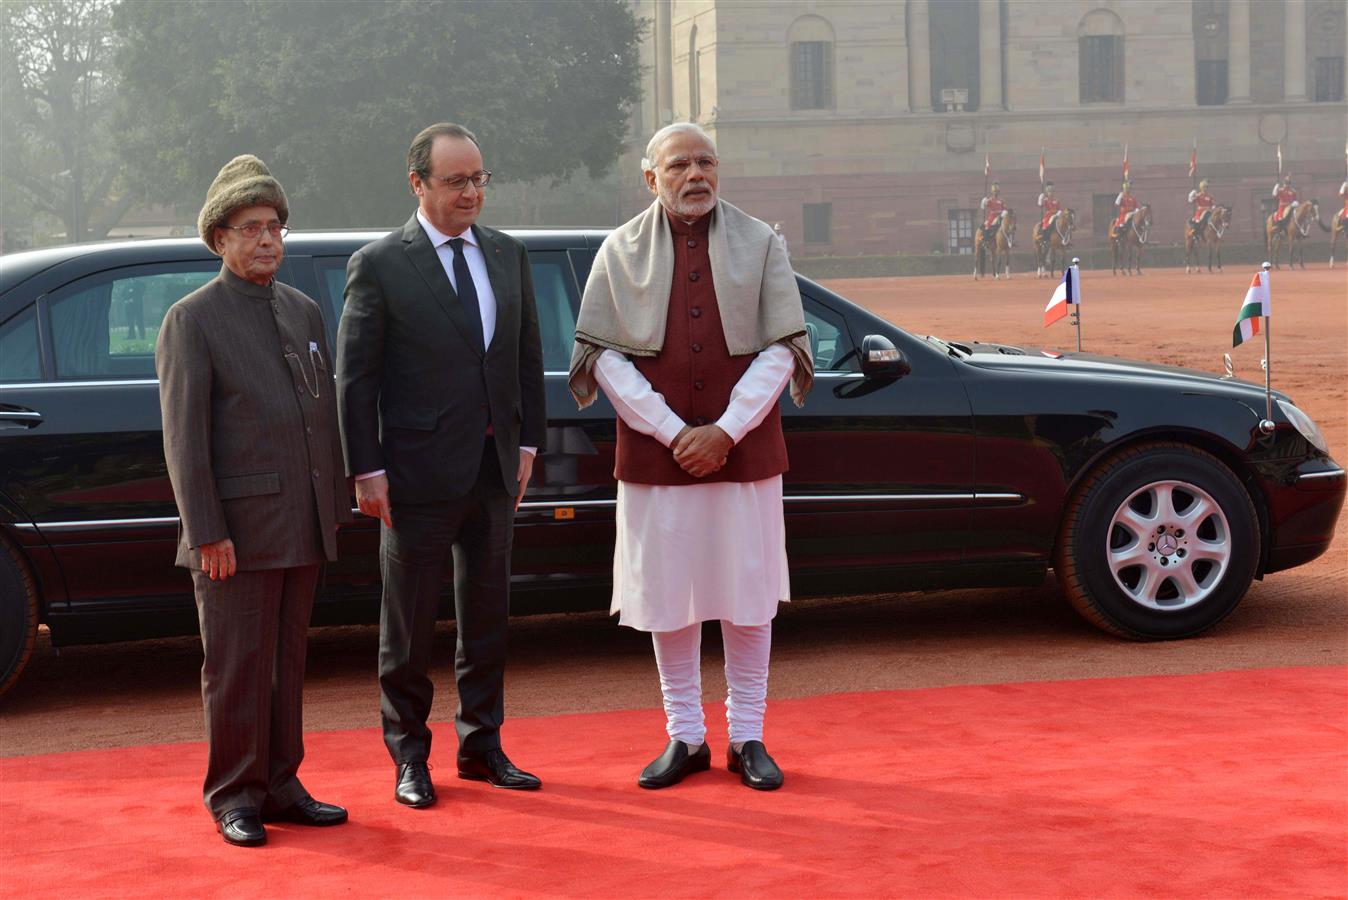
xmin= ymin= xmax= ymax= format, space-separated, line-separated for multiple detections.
xmin=788 ymin=15 xmax=834 ymax=110
xmin=1078 ymin=9 xmax=1124 ymax=103
xmin=688 ymin=24 xmax=701 ymax=120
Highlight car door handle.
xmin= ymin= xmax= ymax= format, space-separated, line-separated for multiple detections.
xmin=0 ymin=406 xmax=43 ymax=429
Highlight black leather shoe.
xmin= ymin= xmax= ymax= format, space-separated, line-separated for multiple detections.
xmin=727 ymin=740 xmax=784 ymax=791
xmin=457 ymin=749 xmax=542 ymax=790
xmin=638 ymin=740 xmax=711 ymax=789
xmin=395 ymin=761 xmax=437 ymax=808
xmin=263 ymin=796 xmax=348 ymax=826
xmin=217 ymin=808 xmax=266 ymax=847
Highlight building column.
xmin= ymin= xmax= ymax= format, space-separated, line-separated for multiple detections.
xmin=1227 ymin=0 xmax=1251 ymax=103
xmin=1284 ymin=0 xmax=1307 ymax=101
xmin=655 ymin=0 xmax=673 ymax=125
xmin=908 ymin=0 xmax=931 ymax=112
xmin=979 ymin=0 xmax=1002 ymax=110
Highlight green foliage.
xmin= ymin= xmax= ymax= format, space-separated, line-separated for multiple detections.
xmin=1 ymin=0 xmax=132 ymax=243
xmin=114 ymin=0 xmax=644 ymax=229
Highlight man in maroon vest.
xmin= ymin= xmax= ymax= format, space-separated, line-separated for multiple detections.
xmin=569 ymin=123 xmax=814 ymax=791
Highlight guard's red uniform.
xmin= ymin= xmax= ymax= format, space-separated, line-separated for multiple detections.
xmin=1190 ymin=191 xmax=1214 ymax=224
xmin=1273 ymin=185 xmax=1298 ymax=220
xmin=1113 ymin=192 xmax=1138 ymax=228
xmin=1038 ymin=195 xmax=1062 ymax=230
xmin=1339 ymin=181 xmax=1347 ymax=220
xmin=981 ymin=195 xmax=1006 ymax=229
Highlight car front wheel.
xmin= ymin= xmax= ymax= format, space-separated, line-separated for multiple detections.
xmin=1055 ymin=442 xmax=1260 ymax=640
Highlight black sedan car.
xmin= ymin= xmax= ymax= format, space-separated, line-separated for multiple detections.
xmin=1 ymin=232 xmax=1342 ymax=696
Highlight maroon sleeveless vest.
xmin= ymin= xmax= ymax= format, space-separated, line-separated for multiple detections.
xmin=613 ymin=211 xmax=789 ymax=486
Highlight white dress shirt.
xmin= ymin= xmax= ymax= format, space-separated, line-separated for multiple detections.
xmin=416 ymin=210 xmax=497 ymax=349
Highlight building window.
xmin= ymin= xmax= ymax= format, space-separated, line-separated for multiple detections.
xmin=1313 ymin=56 xmax=1344 ymax=101
xmin=1092 ymin=193 xmax=1117 ymax=239
xmin=791 ymin=41 xmax=833 ymax=109
xmin=1079 ymin=35 xmax=1123 ymax=102
xmin=803 ymin=203 xmax=832 ymax=244
xmin=688 ymin=25 xmax=701 ymax=120
xmin=948 ymin=209 xmax=975 ymax=255
xmin=1193 ymin=0 xmax=1228 ymax=105
xmin=929 ymin=0 xmax=981 ymax=112
xmin=1196 ymin=59 xmax=1228 ymax=105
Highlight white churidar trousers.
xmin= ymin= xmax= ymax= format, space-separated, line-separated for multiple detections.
xmin=652 ymin=620 xmax=772 ymax=745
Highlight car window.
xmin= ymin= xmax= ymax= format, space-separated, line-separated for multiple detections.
xmin=802 ymin=295 xmax=857 ymax=372
xmin=0 ymin=306 xmax=42 ymax=382
xmin=529 ymin=251 xmax=579 ymax=372
xmin=47 ymin=265 xmax=217 ymax=379
xmin=315 ymin=251 xmax=578 ymax=372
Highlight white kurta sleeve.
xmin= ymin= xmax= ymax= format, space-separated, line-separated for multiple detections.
xmin=715 ymin=343 xmax=795 ymax=445
xmin=593 ymin=349 xmax=686 ymax=448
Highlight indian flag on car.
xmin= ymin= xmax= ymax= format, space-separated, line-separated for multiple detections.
xmin=1232 ymin=269 xmax=1271 ymax=347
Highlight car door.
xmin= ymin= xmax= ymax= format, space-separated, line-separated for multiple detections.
xmin=310 ymin=242 xmax=622 ymax=615
xmin=0 ymin=258 xmax=223 ymax=630
xmin=782 ymin=283 xmax=976 ymax=595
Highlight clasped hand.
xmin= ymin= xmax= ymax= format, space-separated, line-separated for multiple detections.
xmin=672 ymin=424 xmax=733 ymax=478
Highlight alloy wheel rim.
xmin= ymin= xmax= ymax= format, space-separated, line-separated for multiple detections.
xmin=1106 ymin=479 xmax=1231 ymax=611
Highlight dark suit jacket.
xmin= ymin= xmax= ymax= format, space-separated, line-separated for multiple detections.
xmin=336 ymin=216 xmax=547 ymax=503
xmin=156 ymin=266 xmax=352 ymax=569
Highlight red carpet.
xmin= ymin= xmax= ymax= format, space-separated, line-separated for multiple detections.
xmin=2 ymin=666 xmax=1345 ymax=898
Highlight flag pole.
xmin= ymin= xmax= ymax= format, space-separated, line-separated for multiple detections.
xmin=1260 ymin=261 xmax=1274 ymax=433
xmin=1071 ymin=257 xmax=1082 ymax=353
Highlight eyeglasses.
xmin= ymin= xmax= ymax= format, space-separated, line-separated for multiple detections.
xmin=662 ymin=156 xmax=718 ymax=175
xmin=425 ymin=170 xmax=492 ymax=191
xmin=220 ymin=221 xmax=289 ymax=239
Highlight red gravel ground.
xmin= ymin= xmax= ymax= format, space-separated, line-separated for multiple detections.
xmin=1 ymin=265 xmax=1344 ymax=757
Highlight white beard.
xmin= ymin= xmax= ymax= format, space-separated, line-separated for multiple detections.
xmin=660 ymin=184 xmax=717 ymax=220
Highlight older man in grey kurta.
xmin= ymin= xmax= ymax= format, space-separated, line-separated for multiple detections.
xmin=157 ymin=155 xmax=351 ymax=847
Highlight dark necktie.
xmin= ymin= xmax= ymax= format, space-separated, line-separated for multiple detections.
xmin=448 ymin=237 xmax=483 ymax=349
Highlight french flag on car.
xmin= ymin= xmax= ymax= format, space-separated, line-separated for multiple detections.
xmin=1043 ymin=264 xmax=1080 ymax=327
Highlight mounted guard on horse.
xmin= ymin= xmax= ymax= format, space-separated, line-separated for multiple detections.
xmin=1331 ymin=179 xmax=1348 ymax=269
xmin=974 ymin=182 xmax=1015 ymax=279
xmin=1034 ymin=181 xmax=1073 ymax=278
xmin=1110 ymin=180 xmax=1150 ymax=275
xmin=1184 ymin=179 xmax=1231 ymax=273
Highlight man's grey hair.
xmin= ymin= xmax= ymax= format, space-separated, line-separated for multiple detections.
xmin=641 ymin=122 xmax=717 ymax=173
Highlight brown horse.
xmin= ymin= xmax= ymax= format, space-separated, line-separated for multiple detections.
xmin=1035 ymin=208 xmax=1075 ymax=279
xmin=1329 ymin=209 xmax=1347 ymax=269
xmin=974 ymin=208 xmax=1016 ymax=280
xmin=1266 ymin=200 xmax=1329 ymax=270
xmin=1184 ymin=205 xmax=1232 ymax=274
xmin=1110 ymin=203 xmax=1151 ymax=275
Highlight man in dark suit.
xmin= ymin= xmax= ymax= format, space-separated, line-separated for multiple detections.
xmin=337 ymin=123 xmax=547 ymax=807
xmin=157 ymin=155 xmax=352 ymax=847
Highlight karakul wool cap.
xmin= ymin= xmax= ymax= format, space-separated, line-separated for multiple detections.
xmin=197 ymin=154 xmax=289 ymax=254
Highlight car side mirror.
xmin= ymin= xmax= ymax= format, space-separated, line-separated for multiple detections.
xmin=860 ymin=334 xmax=911 ymax=378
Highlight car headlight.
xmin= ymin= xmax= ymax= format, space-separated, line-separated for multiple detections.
xmin=1276 ymin=399 xmax=1329 ymax=454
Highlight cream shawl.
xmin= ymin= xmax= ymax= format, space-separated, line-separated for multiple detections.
xmin=568 ymin=199 xmax=814 ymax=409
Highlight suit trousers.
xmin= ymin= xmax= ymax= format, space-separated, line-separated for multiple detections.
xmin=193 ymin=563 xmax=320 ymax=821
xmin=378 ymin=437 xmax=514 ymax=763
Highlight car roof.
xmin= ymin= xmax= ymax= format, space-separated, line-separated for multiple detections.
xmin=0 ymin=228 xmax=611 ymax=294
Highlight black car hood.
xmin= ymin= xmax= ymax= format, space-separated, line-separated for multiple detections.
xmin=951 ymin=339 xmax=1290 ymax=404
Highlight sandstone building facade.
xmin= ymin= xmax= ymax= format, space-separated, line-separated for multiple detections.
xmin=626 ymin=0 xmax=1348 ymax=256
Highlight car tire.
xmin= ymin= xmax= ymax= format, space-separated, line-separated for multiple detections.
xmin=0 ymin=536 xmax=40 ymax=698
xmin=1055 ymin=442 xmax=1260 ymax=640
